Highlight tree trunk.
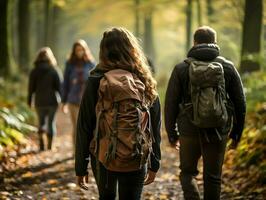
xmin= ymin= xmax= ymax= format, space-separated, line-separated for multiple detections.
xmin=196 ymin=0 xmax=202 ymax=26
xmin=144 ymin=9 xmax=155 ymax=68
xmin=44 ymin=0 xmax=52 ymax=46
xmin=18 ymin=0 xmax=31 ymax=72
xmin=50 ymin=5 xmax=61 ymax=62
xmin=240 ymin=0 xmax=263 ymax=73
xmin=34 ymin=1 xmax=44 ymax=50
xmin=206 ymin=0 xmax=214 ymax=23
xmin=134 ymin=0 xmax=140 ymax=38
xmin=186 ymin=0 xmax=193 ymax=51
xmin=0 ymin=0 xmax=11 ymax=76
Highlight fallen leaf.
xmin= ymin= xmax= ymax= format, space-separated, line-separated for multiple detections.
xmin=50 ymin=187 xmax=59 ymax=192
xmin=67 ymin=182 xmax=77 ymax=189
xmin=47 ymin=179 xmax=58 ymax=185
xmin=21 ymin=171 xmax=33 ymax=178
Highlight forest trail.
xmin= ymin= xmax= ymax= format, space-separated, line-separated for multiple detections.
xmin=0 ymin=110 xmax=183 ymax=200
xmin=0 ymin=110 xmax=254 ymax=200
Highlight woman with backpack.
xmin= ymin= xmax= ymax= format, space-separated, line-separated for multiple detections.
xmin=28 ymin=47 xmax=61 ymax=151
xmin=75 ymin=27 xmax=162 ymax=200
xmin=62 ymin=39 xmax=95 ymax=154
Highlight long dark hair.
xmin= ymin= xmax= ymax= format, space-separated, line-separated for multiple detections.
xmin=68 ymin=39 xmax=95 ymax=64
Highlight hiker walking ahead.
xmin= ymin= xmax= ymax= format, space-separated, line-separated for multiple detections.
xmin=165 ymin=26 xmax=246 ymax=200
xmin=28 ymin=47 xmax=62 ymax=151
xmin=62 ymin=39 xmax=95 ymax=153
xmin=75 ymin=27 xmax=161 ymax=200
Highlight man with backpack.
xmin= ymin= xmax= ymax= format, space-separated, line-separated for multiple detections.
xmin=165 ymin=26 xmax=246 ymax=200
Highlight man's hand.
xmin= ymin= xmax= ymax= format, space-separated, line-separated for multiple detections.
xmin=144 ymin=170 xmax=156 ymax=185
xmin=170 ymin=140 xmax=180 ymax=150
xmin=77 ymin=175 xmax=89 ymax=190
xmin=228 ymin=139 xmax=238 ymax=150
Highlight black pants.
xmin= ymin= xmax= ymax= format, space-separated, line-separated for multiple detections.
xmin=91 ymin=156 xmax=146 ymax=200
xmin=179 ymin=132 xmax=227 ymax=200
xmin=36 ymin=106 xmax=57 ymax=136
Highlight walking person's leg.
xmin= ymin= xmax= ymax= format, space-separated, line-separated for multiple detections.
xmin=200 ymin=133 xmax=227 ymax=200
xmin=68 ymin=103 xmax=80 ymax=154
xmin=90 ymin=156 xmax=117 ymax=200
xmin=35 ymin=107 xmax=47 ymax=151
xmin=117 ymin=168 xmax=146 ymax=200
xmin=47 ymin=106 xmax=58 ymax=150
xmin=179 ymin=134 xmax=202 ymax=200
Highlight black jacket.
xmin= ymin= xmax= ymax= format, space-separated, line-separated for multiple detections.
xmin=75 ymin=68 xmax=162 ymax=176
xmin=165 ymin=44 xmax=246 ymax=143
xmin=28 ymin=61 xmax=62 ymax=107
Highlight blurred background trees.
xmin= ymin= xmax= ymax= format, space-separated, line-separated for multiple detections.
xmin=0 ymin=0 xmax=264 ymax=77
xmin=18 ymin=0 xmax=30 ymax=72
xmin=0 ymin=0 xmax=12 ymax=76
xmin=240 ymin=0 xmax=263 ymax=73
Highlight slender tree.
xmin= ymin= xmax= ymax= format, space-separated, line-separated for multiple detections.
xmin=50 ymin=5 xmax=61 ymax=57
xmin=44 ymin=0 xmax=52 ymax=46
xmin=18 ymin=0 xmax=31 ymax=72
xmin=186 ymin=0 xmax=193 ymax=51
xmin=240 ymin=0 xmax=263 ymax=72
xmin=144 ymin=9 xmax=155 ymax=63
xmin=0 ymin=0 xmax=11 ymax=76
xmin=206 ymin=0 xmax=214 ymax=23
xmin=134 ymin=0 xmax=140 ymax=38
xmin=196 ymin=0 xmax=203 ymax=26
xmin=33 ymin=1 xmax=45 ymax=51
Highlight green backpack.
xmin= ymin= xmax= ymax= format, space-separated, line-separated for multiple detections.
xmin=186 ymin=57 xmax=228 ymax=128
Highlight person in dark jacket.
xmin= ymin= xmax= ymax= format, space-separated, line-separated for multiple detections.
xmin=28 ymin=47 xmax=62 ymax=151
xmin=75 ymin=27 xmax=161 ymax=200
xmin=165 ymin=26 xmax=246 ymax=200
xmin=62 ymin=39 xmax=95 ymax=153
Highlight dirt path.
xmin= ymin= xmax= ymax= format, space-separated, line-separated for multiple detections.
xmin=0 ymin=110 xmax=183 ymax=200
xmin=0 ymin=110 xmax=252 ymax=200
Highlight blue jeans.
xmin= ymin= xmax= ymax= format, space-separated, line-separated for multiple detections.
xmin=36 ymin=106 xmax=57 ymax=136
xmin=90 ymin=156 xmax=146 ymax=200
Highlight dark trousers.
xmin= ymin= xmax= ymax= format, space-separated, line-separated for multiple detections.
xmin=36 ymin=106 xmax=57 ymax=136
xmin=179 ymin=132 xmax=227 ymax=200
xmin=36 ymin=106 xmax=57 ymax=150
xmin=91 ymin=156 xmax=146 ymax=200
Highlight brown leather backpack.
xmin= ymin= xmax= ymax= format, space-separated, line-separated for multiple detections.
xmin=90 ymin=69 xmax=153 ymax=172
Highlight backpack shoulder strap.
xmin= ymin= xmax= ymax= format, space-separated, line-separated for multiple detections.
xmin=184 ymin=57 xmax=196 ymax=64
xmin=214 ymin=56 xmax=226 ymax=65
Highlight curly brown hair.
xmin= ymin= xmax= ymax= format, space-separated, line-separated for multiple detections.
xmin=99 ymin=27 xmax=157 ymax=105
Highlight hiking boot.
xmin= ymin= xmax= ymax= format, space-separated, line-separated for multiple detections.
xmin=47 ymin=135 xmax=53 ymax=150
xmin=39 ymin=134 xmax=45 ymax=151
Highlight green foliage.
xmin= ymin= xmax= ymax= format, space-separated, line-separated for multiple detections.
xmin=0 ymin=108 xmax=36 ymax=134
xmin=223 ymin=71 xmax=266 ymax=194
xmin=233 ymin=110 xmax=266 ymax=186
xmin=242 ymin=71 xmax=266 ymax=112
xmin=0 ymin=108 xmax=36 ymax=158
xmin=237 ymin=127 xmax=265 ymax=165
xmin=0 ymin=75 xmax=35 ymax=121
xmin=241 ymin=53 xmax=265 ymax=67
xmin=0 ymin=76 xmax=37 ymax=157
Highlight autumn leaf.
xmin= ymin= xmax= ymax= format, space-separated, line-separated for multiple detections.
xmin=48 ymin=179 xmax=58 ymax=185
